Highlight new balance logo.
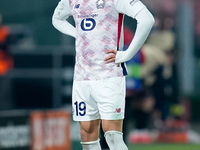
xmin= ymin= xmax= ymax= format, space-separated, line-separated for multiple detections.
xmin=115 ymin=108 xmax=121 ymax=113
xmin=74 ymin=4 xmax=80 ymax=9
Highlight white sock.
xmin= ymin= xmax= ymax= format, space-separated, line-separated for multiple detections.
xmin=81 ymin=138 xmax=101 ymax=150
xmin=105 ymin=131 xmax=128 ymax=150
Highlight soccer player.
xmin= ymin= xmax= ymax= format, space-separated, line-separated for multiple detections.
xmin=52 ymin=0 xmax=154 ymax=149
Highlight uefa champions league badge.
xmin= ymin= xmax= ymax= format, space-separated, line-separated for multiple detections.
xmin=129 ymin=0 xmax=138 ymax=6
xmin=96 ymin=0 xmax=105 ymax=9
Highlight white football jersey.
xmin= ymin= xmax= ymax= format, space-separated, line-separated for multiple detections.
xmin=71 ymin=0 xmax=127 ymax=80
xmin=53 ymin=0 xmax=151 ymax=81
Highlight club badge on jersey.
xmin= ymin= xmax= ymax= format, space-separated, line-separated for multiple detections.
xmin=96 ymin=0 xmax=105 ymax=9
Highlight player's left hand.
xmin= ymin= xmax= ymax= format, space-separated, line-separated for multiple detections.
xmin=104 ymin=49 xmax=117 ymax=63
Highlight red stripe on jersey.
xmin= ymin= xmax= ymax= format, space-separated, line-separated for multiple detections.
xmin=117 ymin=13 xmax=124 ymax=49
xmin=117 ymin=14 xmax=128 ymax=76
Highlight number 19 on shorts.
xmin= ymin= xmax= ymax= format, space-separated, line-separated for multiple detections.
xmin=74 ymin=101 xmax=86 ymax=116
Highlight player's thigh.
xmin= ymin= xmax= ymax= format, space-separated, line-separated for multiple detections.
xmin=80 ymin=119 xmax=101 ymax=142
xmin=102 ymin=119 xmax=123 ymax=133
xmin=91 ymin=77 xmax=126 ymax=120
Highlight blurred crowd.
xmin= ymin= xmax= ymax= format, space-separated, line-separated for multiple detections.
xmin=119 ymin=0 xmax=200 ymax=145
xmin=123 ymin=17 xmax=179 ymax=143
xmin=0 ymin=13 xmax=14 ymax=109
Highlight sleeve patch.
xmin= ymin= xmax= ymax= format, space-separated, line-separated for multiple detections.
xmin=129 ymin=0 xmax=139 ymax=6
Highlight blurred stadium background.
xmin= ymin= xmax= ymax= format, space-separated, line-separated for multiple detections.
xmin=0 ymin=0 xmax=200 ymax=150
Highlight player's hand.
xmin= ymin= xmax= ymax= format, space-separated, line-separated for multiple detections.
xmin=104 ymin=49 xmax=117 ymax=63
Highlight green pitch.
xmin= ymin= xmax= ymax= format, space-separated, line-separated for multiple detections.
xmin=72 ymin=141 xmax=200 ymax=150
xmin=128 ymin=143 xmax=200 ymax=150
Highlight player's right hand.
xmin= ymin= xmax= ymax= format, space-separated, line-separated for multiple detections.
xmin=104 ymin=49 xmax=117 ymax=63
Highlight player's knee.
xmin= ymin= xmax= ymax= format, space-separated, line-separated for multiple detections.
xmin=105 ymin=131 xmax=128 ymax=150
xmin=102 ymin=119 xmax=123 ymax=133
xmin=80 ymin=123 xmax=100 ymax=142
xmin=80 ymin=122 xmax=98 ymax=135
xmin=80 ymin=127 xmax=93 ymax=141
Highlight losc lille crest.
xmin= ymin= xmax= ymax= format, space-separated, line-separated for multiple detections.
xmin=96 ymin=0 xmax=105 ymax=9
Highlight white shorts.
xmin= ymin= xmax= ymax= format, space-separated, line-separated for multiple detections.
xmin=72 ymin=77 xmax=126 ymax=121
